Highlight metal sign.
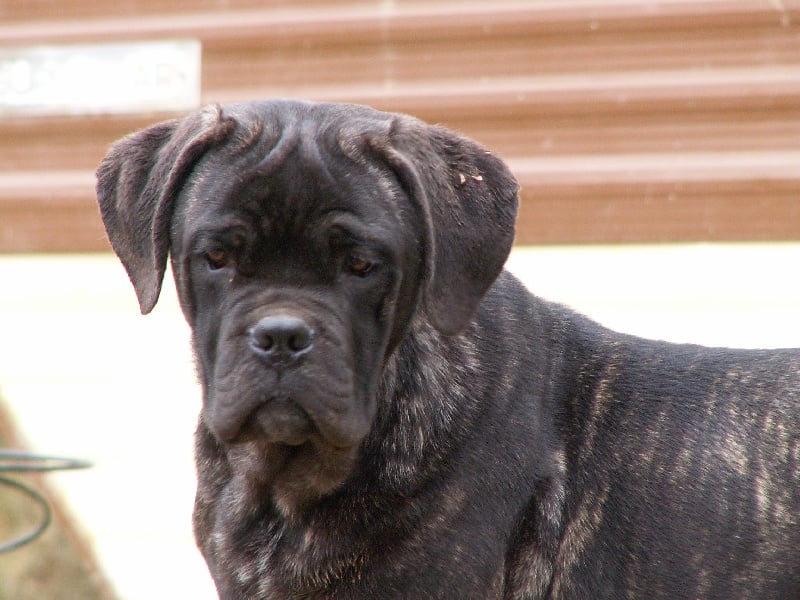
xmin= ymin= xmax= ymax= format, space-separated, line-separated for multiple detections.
xmin=0 ymin=39 xmax=201 ymax=117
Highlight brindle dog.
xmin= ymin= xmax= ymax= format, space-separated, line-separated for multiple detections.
xmin=96 ymin=100 xmax=800 ymax=599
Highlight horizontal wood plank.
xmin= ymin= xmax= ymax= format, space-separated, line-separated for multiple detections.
xmin=1 ymin=1 xmax=798 ymax=251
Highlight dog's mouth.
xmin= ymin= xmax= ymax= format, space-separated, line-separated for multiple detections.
xmin=223 ymin=398 xmax=361 ymax=516
xmin=206 ymin=374 xmax=372 ymax=513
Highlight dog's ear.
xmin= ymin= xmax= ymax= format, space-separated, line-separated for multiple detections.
xmin=96 ymin=106 xmax=234 ymax=314
xmin=373 ymin=117 xmax=519 ymax=335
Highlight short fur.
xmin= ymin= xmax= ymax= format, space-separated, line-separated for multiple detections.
xmin=97 ymin=99 xmax=800 ymax=599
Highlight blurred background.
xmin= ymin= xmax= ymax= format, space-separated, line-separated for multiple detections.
xmin=0 ymin=1 xmax=798 ymax=598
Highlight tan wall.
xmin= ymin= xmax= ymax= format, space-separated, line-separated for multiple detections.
xmin=1 ymin=1 xmax=798 ymax=251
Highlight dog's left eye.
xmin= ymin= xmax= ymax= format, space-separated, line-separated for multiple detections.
xmin=345 ymin=254 xmax=374 ymax=277
xmin=205 ymin=248 xmax=230 ymax=271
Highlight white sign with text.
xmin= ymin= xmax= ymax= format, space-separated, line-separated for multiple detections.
xmin=0 ymin=40 xmax=201 ymax=117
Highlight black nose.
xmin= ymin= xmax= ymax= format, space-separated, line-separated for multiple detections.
xmin=249 ymin=315 xmax=314 ymax=361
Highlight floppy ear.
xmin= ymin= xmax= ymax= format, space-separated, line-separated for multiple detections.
xmin=96 ymin=106 xmax=234 ymax=314
xmin=374 ymin=116 xmax=520 ymax=335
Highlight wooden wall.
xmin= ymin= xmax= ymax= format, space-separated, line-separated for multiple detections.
xmin=1 ymin=0 xmax=798 ymax=251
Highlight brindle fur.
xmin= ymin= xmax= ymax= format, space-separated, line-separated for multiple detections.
xmin=97 ymin=100 xmax=800 ymax=599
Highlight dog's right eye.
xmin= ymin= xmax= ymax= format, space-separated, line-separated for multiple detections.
xmin=205 ymin=248 xmax=229 ymax=271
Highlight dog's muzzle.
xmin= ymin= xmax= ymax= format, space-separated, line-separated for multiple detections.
xmin=206 ymin=310 xmax=369 ymax=451
xmin=227 ymin=315 xmax=318 ymax=446
xmin=245 ymin=316 xmax=319 ymax=445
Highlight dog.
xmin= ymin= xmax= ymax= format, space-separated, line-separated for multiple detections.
xmin=96 ymin=99 xmax=800 ymax=599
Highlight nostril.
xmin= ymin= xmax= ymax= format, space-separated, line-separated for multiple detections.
xmin=249 ymin=323 xmax=275 ymax=352
xmin=249 ymin=315 xmax=314 ymax=357
xmin=287 ymin=328 xmax=312 ymax=353
xmin=255 ymin=333 xmax=274 ymax=352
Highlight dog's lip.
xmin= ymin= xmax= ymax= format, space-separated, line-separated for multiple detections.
xmin=209 ymin=383 xmax=371 ymax=449
xmin=252 ymin=396 xmax=315 ymax=446
xmin=223 ymin=395 xmax=360 ymax=450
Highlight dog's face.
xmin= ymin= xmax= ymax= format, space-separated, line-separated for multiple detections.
xmin=169 ymin=109 xmax=427 ymax=509
xmin=96 ymin=100 xmax=519 ymax=513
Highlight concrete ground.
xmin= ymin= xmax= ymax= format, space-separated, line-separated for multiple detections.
xmin=1 ymin=243 xmax=799 ymax=599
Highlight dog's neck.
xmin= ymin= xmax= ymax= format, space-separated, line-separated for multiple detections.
xmin=366 ymin=316 xmax=485 ymax=492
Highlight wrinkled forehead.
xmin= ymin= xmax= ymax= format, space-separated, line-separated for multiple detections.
xmin=174 ymin=106 xmax=402 ymax=242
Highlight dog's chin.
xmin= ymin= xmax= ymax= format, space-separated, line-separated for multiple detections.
xmin=252 ymin=397 xmax=317 ymax=447
xmin=224 ymin=418 xmax=359 ymax=520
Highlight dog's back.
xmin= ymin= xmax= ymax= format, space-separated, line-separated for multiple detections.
xmin=500 ymin=274 xmax=800 ymax=598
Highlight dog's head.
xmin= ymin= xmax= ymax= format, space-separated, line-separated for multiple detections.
xmin=97 ymin=100 xmax=519 ymax=511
